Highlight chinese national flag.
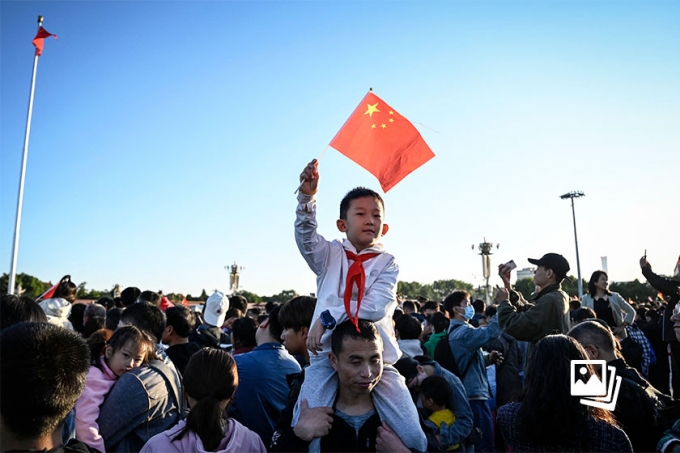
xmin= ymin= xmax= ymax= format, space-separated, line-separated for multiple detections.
xmin=36 ymin=281 xmax=59 ymax=302
xmin=330 ymin=92 xmax=434 ymax=192
xmin=32 ymin=26 xmax=57 ymax=56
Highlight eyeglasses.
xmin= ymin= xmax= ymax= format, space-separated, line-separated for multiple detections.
xmin=672 ymin=303 xmax=680 ymax=317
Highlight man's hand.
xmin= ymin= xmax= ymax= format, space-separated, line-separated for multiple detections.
xmin=495 ymin=285 xmax=509 ymax=303
xmin=299 ymin=159 xmax=319 ymax=196
xmin=640 ymin=256 xmax=651 ymax=270
xmin=376 ymin=421 xmax=411 ymax=453
xmin=498 ymin=264 xmax=512 ymax=290
xmin=306 ymin=318 xmax=326 ymax=356
xmin=488 ymin=350 xmax=504 ymax=366
xmin=293 ymin=399 xmax=333 ymax=442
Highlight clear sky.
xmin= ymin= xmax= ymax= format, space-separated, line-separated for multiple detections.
xmin=1 ymin=1 xmax=678 ymax=298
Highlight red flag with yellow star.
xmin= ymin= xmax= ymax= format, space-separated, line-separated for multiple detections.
xmin=329 ymin=91 xmax=434 ymax=192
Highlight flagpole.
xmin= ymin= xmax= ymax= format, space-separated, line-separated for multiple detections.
xmin=8 ymin=16 xmax=44 ymax=295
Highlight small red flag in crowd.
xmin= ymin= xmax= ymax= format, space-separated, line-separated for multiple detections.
xmin=35 ymin=281 xmax=59 ymax=302
xmin=330 ymin=91 xmax=434 ymax=192
xmin=32 ymin=26 xmax=57 ymax=56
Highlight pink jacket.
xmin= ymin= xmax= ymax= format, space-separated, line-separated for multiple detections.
xmin=140 ymin=418 xmax=266 ymax=453
xmin=74 ymin=356 xmax=117 ymax=452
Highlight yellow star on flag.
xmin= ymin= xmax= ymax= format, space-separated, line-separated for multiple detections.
xmin=389 ymin=118 xmax=394 ymax=123
xmin=364 ymin=103 xmax=380 ymax=118
xmin=371 ymin=124 xmax=376 ymax=129
xmin=381 ymin=124 xmax=387 ymax=129
xmin=389 ymin=110 xmax=394 ymax=115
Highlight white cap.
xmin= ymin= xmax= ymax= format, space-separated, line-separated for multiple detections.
xmin=204 ymin=291 xmax=229 ymax=327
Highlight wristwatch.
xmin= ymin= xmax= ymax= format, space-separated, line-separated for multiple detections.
xmin=320 ymin=310 xmax=336 ymax=330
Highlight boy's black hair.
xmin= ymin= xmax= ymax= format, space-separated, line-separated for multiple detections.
xmin=574 ymin=307 xmax=596 ymax=323
xmin=121 ymin=302 xmax=166 ymax=343
xmin=402 ymin=301 xmax=417 ymax=313
xmin=429 ymin=312 xmax=450 ymax=334
xmin=422 ymin=300 xmax=439 ymax=312
xmin=106 ymin=307 xmax=123 ymax=331
xmin=339 ymin=187 xmax=384 ymax=220
xmin=246 ymin=307 xmax=261 ymax=317
xmin=421 ymin=375 xmax=452 ymax=409
xmin=231 ymin=317 xmax=257 ymax=348
xmin=331 ymin=319 xmax=381 ymax=356
xmin=1 ymin=322 xmax=90 ymax=439
xmin=139 ymin=290 xmax=161 ymax=306
xmin=224 ymin=307 xmax=243 ymax=320
xmin=0 ymin=294 xmax=47 ymax=331
xmin=267 ymin=305 xmax=285 ymax=343
xmin=395 ymin=313 xmax=422 ymax=340
xmin=265 ymin=301 xmax=278 ymax=314
xmin=229 ymin=295 xmax=248 ymax=312
xmin=165 ymin=305 xmax=197 ymax=338
xmin=443 ymin=291 xmax=470 ymax=316
xmin=278 ymin=296 xmax=316 ymax=331
xmin=121 ymin=286 xmax=141 ymax=307
xmin=484 ymin=305 xmax=497 ymax=318
xmin=97 ymin=296 xmax=115 ymax=310
xmin=472 ymin=299 xmax=485 ymax=313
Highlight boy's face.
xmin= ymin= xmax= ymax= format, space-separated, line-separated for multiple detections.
xmin=281 ymin=326 xmax=308 ymax=356
xmin=336 ymin=196 xmax=388 ymax=252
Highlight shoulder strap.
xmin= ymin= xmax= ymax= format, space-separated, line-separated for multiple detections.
xmin=147 ymin=360 xmax=182 ymax=408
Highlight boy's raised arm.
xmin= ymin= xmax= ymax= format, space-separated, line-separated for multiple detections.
xmin=295 ymin=159 xmax=330 ymax=276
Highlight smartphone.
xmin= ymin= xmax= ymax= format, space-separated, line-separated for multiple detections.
xmin=504 ymin=260 xmax=517 ymax=271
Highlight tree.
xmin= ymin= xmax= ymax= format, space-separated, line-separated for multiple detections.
xmin=610 ymin=279 xmax=657 ymax=302
xmin=0 ymin=273 xmax=48 ymax=298
xmin=239 ymin=290 xmax=262 ymax=303
xmin=398 ymin=278 xmax=476 ymax=301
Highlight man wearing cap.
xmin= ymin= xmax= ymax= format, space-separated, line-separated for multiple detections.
xmin=496 ymin=253 xmax=571 ymax=368
xmin=188 ymin=290 xmax=230 ymax=349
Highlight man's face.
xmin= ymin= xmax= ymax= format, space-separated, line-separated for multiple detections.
xmin=337 ymin=196 xmax=388 ymax=253
xmin=281 ymin=327 xmax=307 ymax=356
xmin=533 ymin=266 xmax=551 ymax=288
xmin=671 ymin=304 xmax=680 ymax=342
xmin=330 ymin=336 xmax=383 ymax=396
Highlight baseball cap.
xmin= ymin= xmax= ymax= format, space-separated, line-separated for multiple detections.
xmin=528 ymin=253 xmax=572 ymax=282
xmin=204 ymin=291 xmax=229 ymax=327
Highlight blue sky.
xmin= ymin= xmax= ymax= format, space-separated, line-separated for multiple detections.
xmin=1 ymin=1 xmax=678 ymax=298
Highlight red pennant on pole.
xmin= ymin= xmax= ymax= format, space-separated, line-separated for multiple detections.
xmin=330 ymin=91 xmax=435 ymax=192
xmin=36 ymin=282 xmax=59 ymax=302
xmin=32 ymin=26 xmax=57 ymax=56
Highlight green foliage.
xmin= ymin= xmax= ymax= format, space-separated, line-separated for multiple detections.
xmin=262 ymin=289 xmax=299 ymax=303
xmin=610 ymin=279 xmax=657 ymax=302
xmin=398 ymin=279 xmax=475 ymax=301
xmin=239 ymin=290 xmax=262 ymax=303
xmin=0 ymin=273 xmax=49 ymax=298
xmin=76 ymin=282 xmax=108 ymax=300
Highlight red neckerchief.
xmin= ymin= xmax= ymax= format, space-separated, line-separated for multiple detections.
xmin=344 ymin=250 xmax=380 ymax=332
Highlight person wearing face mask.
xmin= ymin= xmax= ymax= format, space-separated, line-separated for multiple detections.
xmin=442 ymin=291 xmax=502 ymax=453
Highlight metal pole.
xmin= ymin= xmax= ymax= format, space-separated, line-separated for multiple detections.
xmin=8 ymin=17 xmax=43 ymax=295
xmin=570 ymin=197 xmax=583 ymax=297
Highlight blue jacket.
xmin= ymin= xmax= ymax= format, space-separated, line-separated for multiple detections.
xmin=430 ymin=361 xmax=474 ymax=450
xmin=229 ymin=342 xmax=302 ymax=447
xmin=447 ymin=316 xmax=501 ymax=400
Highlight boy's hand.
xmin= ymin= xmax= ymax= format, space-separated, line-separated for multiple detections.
xmin=299 ymin=159 xmax=319 ymax=195
xmin=306 ymin=317 xmax=326 ymax=355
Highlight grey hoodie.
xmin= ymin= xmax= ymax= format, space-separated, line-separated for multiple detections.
xmin=39 ymin=297 xmax=73 ymax=330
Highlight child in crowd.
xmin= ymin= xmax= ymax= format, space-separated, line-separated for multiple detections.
xmin=293 ymin=159 xmax=426 ymax=451
xmin=421 ymin=376 xmax=459 ymax=451
xmin=74 ymin=325 xmax=157 ymax=452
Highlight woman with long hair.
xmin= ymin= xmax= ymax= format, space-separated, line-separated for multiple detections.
xmin=141 ymin=348 xmax=265 ymax=452
xmin=496 ymin=334 xmax=632 ymax=452
xmin=581 ymin=270 xmax=636 ymax=338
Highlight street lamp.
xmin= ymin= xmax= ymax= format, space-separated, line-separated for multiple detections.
xmin=560 ymin=191 xmax=585 ymax=297
xmin=472 ymin=239 xmax=499 ymax=305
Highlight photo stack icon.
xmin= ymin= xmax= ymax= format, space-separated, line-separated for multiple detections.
xmin=570 ymin=359 xmax=622 ymax=410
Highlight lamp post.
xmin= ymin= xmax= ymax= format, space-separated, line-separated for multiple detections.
xmin=472 ymin=239 xmax=499 ymax=305
xmin=560 ymin=191 xmax=585 ymax=297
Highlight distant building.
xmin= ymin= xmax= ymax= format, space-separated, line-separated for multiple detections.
xmin=517 ymin=267 xmax=535 ymax=281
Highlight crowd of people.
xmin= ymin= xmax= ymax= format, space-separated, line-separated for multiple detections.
xmin=1 ymin=161 xmax=679 ymax=452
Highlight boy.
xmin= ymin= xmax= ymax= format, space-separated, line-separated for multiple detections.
xmin=162 ymin=305 xmax=201 ymax=375
xmin=293 ymin=159 xmax=426 ymax=451
xmin=420 ymin=375 xmax=458 ymax=451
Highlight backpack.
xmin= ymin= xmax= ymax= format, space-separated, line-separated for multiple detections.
xmin=434 ymin=324 xmax=476 ymax=380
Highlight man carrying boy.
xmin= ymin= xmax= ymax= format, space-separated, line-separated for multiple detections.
xmin=293 ymin=159 xmax=426 ymax=451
